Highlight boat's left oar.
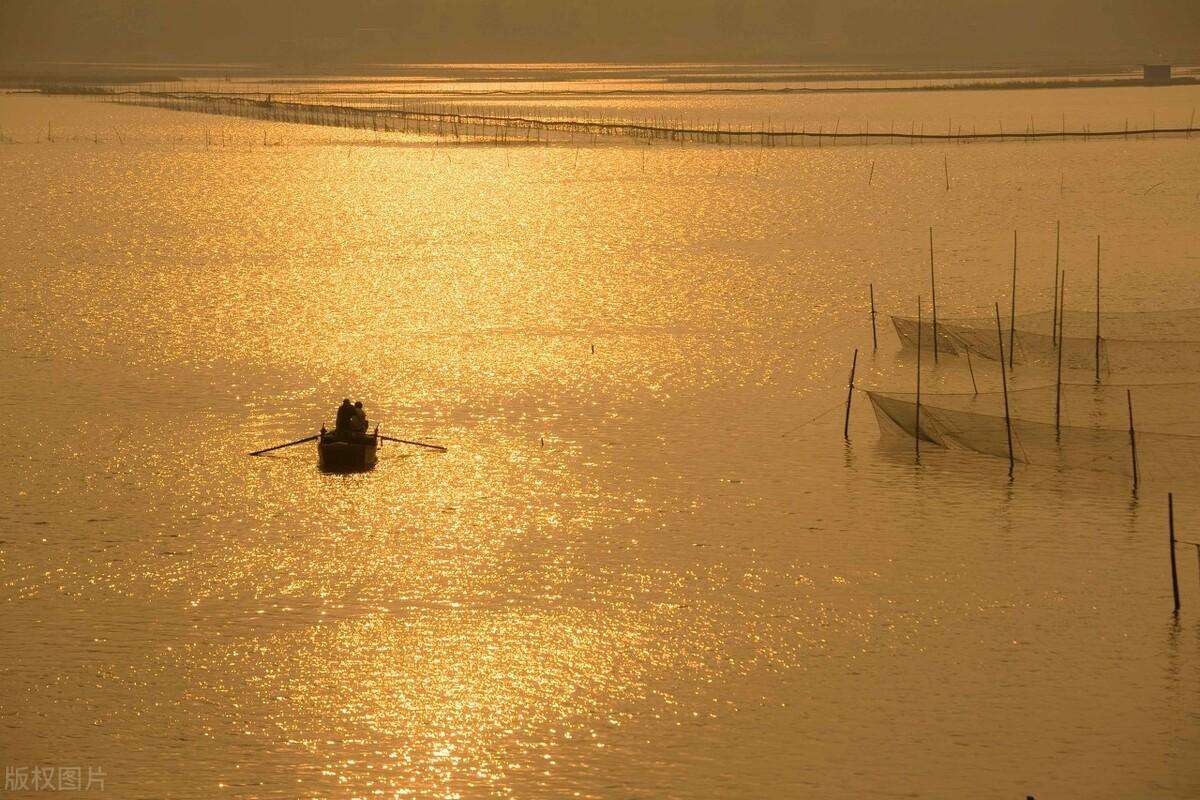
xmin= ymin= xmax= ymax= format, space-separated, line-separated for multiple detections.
xmin=249 ymin=434 xmax=319 ymax=457
xmin=380 ymin=436 xmax=448 ymax=452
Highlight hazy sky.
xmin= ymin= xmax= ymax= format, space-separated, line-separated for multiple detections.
xmin=2 ymin=1 xmax=1199 ymax=66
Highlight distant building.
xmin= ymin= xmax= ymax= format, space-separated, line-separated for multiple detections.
xmin=1143 ymin=65 xmax=1172 ymax=85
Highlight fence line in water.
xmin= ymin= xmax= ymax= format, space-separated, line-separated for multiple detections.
xmin=106 ymin=91 xmax=1200 ymax=147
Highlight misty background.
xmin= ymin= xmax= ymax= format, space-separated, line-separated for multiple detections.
xmin=2 ymin=1 xmax=1199 ymax=67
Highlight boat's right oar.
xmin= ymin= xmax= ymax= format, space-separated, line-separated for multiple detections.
xmin=249 ymin=434 xmax=319 ymax=457
xmin=380 ymin=436 xmax=448 ymax=452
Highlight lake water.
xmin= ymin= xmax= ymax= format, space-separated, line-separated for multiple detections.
xmin=1 ymin=83 xmax=1199 ymax=799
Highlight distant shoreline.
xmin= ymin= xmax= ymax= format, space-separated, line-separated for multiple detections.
xmin=1 ymin=60 xmax=1197 ymax=89
xmin=9 ymin=76 xmax=1199 ymax=99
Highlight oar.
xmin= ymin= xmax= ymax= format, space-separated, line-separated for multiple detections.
xmin=380 ymin=435 xmax=447 ymax=452
xmin=249 ymin=434 xmax=319 ymax=456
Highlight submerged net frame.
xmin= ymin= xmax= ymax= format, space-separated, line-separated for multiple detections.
xmin=891 ymin=308 xmax=1200 ymax=374
xmin=865 ymin=381 xmax=1200 ymax=484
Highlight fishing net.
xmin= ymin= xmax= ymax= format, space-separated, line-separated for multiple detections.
xmin=890 ymin=309 xmax=1200 ymax=374
xmin=865 ymin=381 xmax=1200 ymax=484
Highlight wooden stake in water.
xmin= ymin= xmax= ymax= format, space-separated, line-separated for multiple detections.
xmin=1127 ymin=389 xmax=1139 ymax=491
xmin=869 ymin=284 xmax=878 ymax=352
xmin=966 ymin=347 xmax=979 ymax=395
xmin=1168 ymin=493 xmax=1180 ymax=612
xmin=995 ymin=302 xmax=1015 ymax=474
xmin=1095 ymin=235 xmax=1102 ymax=383
xmin=844 ymin=349 xmax=859 ymax=441
xmin=1056 ymin=271 xmax=1065 ymax=437
xmin=929 ymin=227 xmax=939 ymax=363
xmin=1052 ymin=221 xmax=1060 ymax=345
xmin=944 ymin=156 xmax=950 ymax=190
xmin=1009 ymin=230 xmax=1018 ymax=370
xmin=915 ymin=296 xmax=923 ymax=460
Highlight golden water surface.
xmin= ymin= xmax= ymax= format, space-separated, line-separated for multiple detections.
xmin=1 ymin=89 xmax=1199 ymax=798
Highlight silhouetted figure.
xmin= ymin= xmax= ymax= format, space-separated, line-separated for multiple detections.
xmin=335 ymin=398 xmax=356 ymax=433
xmin=352 ymin=401 xmax=369 ymax=434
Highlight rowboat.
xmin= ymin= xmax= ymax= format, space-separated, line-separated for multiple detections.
xmin=317 ymin=429 xmax=379 ymax=473
xmin=249 ymin=421 xmax=444 ymax=466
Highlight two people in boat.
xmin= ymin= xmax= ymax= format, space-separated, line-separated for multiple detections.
xmin=334 ymin=398 xmax=370 ymax=436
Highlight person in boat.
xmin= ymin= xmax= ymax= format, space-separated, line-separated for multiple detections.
xmin=352 ymin=401 xmax=369 ymax=434
xmin=335 ymin=398 xmax=356 ymax=434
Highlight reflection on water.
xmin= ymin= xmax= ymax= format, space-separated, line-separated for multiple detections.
xmin=1 ymin=91 xmax=1199 ymax=798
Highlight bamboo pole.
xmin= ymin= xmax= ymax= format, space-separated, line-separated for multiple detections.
xmin=929 ymin=227 xmax=939 ymax=363
xmin=1055 ymin=271 xmax=1065 ymax=437
xmin=845 ymin=349 xmax=859 ymax=440
xmin=869 ymin=284 xmax=878 ymax=352
xmin=1169 ymin=493 xmax=1180 ymax=612
xmin=966 ymin=347 xmax=979 ymax=395
xmin=1052 ymin=221 xmax=1060 ymax=345
xmin=1127 ymin=389 xmax=1139 ymax=491
xmin=916 ymin=297 xmax=922 ymax=460
xmin=995 ymin=302 xmax=1015 ymax=473
xmin=1009 ymin=230 xmax=1017 ymax=369
xmin=1095 ymin=235 xmax=1102 ymax=383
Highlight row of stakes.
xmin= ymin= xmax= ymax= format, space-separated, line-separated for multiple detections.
xmin=841 ymin=226 xmax=1196 ymax=612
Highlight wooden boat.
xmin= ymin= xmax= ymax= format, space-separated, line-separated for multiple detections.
xmin=249 ymin=420 xmax=443 ymax=468
xmin=317 ymin=429 xmax=379 ymax=473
